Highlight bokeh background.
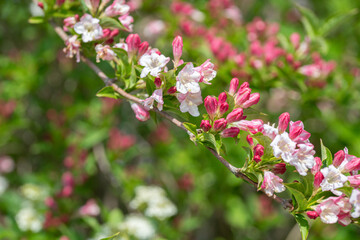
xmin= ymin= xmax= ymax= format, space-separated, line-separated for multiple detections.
xmin=1 ymin=0 xmax=360 ymax=239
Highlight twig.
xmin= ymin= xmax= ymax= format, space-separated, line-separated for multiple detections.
xmin=52 ymin=23 xmax=293 ymax=210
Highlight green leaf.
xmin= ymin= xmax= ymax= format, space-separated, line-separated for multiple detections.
xmin=285 ymin=183 xmax=308 ymax=212
xmin=28 ymin=17 xmax=44 ymax=24
xmin=320 ymin=139 xmax=333 ymax=167
xmin=301 ymin=174 xmax=314 ymax=198
xmin=100 ymin=17 xmax=126 ymax=30
xmin=294 ymin=214 xmax=310 ymax=240
xmin=183 ymin=122 xmax=197 ymax=135
xmin=295 ymin=4 xmax=319 ymax=37
xmin=100 ymin=233 xmax=121 ymax=240
xmin=200 ymin=132 xmax=221 ymax=154
xmin=96 ymin=86 xmax=121 ymax=99
xmin=81 ymin=129 xmax=108 ymax=149
xmin=251 ymin=133 xmax=273 ymax=159
xmin=319 ymin=9 xmax=358 ymax=37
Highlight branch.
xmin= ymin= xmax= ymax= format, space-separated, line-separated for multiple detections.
xmin=52 ymin=23 xmax=293 ymax=211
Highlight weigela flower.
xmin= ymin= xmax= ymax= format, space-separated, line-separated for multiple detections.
xmin=288 ymin=120 xmax=311 ymax=144
xmin=232 ymin=119 xmax=264 ymax=134
xmin=63 ymin=35 xmax=81 ymax=63
xmin=95 ymin=44 xmax=116 ymax=62
xmin=262 ymin=123 xmax=278 ymax=140
xmin=105 ymin=0 xmax=130 ymax=17
xmin=143 ymin=89 xmax=164 ymax=111
xmin=320 ymin=165 xmax=348 ymax=195
xmin=74 ymin=14 xmax=103 ymax=42
xmin=119 ymin=14 xmax=134 ymax=32
xmin=131 ymin=103 xmax=150 ymax=121
xmin=176 ymin=63 xmax=201 ymax=94
xmin=261 ymin=170 xmax=285 ymax=197
xmin=139 ymin=52 xmax=170 ymax=78
xmin=221 ymin=127 xmax=240 ymax=138
xmin=270 ymin=132 xmax=296 ymax=162
xmin=79 ymin=199 xmax=100 ymax=217
xmin=314 ymin=196 xmax=352 ymax=225
xmin=177 ymin=91 xmax=202 ymax=117
xmin=63 ymin=15 xmax=78 ymax=31
xmin=195 ymin=59 xmax=217 ymax=84
xmin=290 ymin=143 xmax=316 ymax=176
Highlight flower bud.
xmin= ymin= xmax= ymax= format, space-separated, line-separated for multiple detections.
xmin=218 ymin=102 xmax=229 ymax=116
xmin=253 ymin=144 xmax=264 ymax=163
xmin=311 ymin=157 xmax=322 ymax=174
xmin=110 ymin=29 xmax=120 ymax=38
xmin=289 ymin=126 xmax=303 ymax=141
xmin=204 ymin=96 xmax=218 ymax=119
xmin=62 ymin=172 xmax=75 ymax=187
xmin=239 ymin=81 xmax=249 ymax=90
xmin=131 ymin=103 xmax=150 ymax=121
xmin=167 ymin=86 xmax=177 ymax=94
xmin=218 ymin=92 xmax=227 ymax=104
xmin=234 ymin=88 xmax=251 ymax=107
xmin=138 ymin=41 xmax=149 ymax=58
xmin=290 ymin=33 xmax=300 ymax=49
xmin=221 ymin=127 xmax=240 ymax=138
xmin=38 ymin=2 xmax=44 ymax=9
xmin=233 ymin=119 xmax=264 ymax=134
xmin=246 ymin=135 xmax=254 ymax=147
xmin=154 ymin=77 xmax=162 ymax=88
xmin=213 ymin=118 xmax=227 ymax=131
xmin=278 ymin=112 xmax=290 ymax=134
xmin=333 ymin=150 xmax=345 ymax=167
xmin=126 ymin=34 xmax=141 ymax=56
xmin=229 ymin=78 xmax=239 ymax=95
xmin=314 ymin=171 xmax=324 ymax=189
xmin=200 ymin=120 xmax=212 ymax=132
xmin=344 ymin=158 xmax=360 ymax=172
xmin=102 ymin=28 xmax=111 ymax=38
xmin=272 ymin=163 xmax=287 ymax=175
xmin=172 ymin=36 xmax=183 ymax=66
xmin=226 ymin=108 xmax=244 ymax=123
xmin=242 ymin=92 xmax=260 ymax=108
xmin=348 ymin=175 xmax=360 ymax=188
xmin=306 ymin=211 xmax=319 ymax=219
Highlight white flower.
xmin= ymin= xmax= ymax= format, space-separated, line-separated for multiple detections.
xmin=15 ymin=207 xmax=43 ymax=232
xmin=105 ymin=0 xmax=130 ymax=17
xmin=290 ymin=143 xmax=316 ymax=176
xmin=119 ymin=214 xmax=155 ymax=239
xmin=262 ymin=123 xmax=278 ymax=140
xmin=318 ymin=199 xmax=340 ymax=224
xmin=176 ymin=63 xmax=201 ymax=94
xmin=0 ymin=175 xmax=8 ymax=195
xmin=350 ymin=189 xmax=360 ymax=218
xmin=145 ymin=198 xmax=177 ymax=220
xmin=320 ymin=165 xmax=348 ymax=195
xmin=270 ymin=132 xmax=296 ymax=162
xmin=139 ymin=53 xmax=170 ymax=78
xmin=177 ymin=91 xmax=203 ymax=117
xmin=143 ymin=89 xmax=164 ymax=111
xmin=74 ymin=14 xmax=103 ymax=42
xmin=113 ymin=42 xmax=128 ymax=51
xmin=95 ymin=44 xmax=116 ymax=62
xmin=261 ymin=171 xmax=285 ymax=197
xmin=20 ymin=183 xmax=47 ymax=201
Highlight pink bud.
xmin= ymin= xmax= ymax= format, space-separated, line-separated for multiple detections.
xmin=167 ymin=86 xmax=177 ymax=94
xmin=226 ymin=108 xmax=244 ymax=123
xmin=154 ymin=77 xmax=162 ymax=88
xmin=239 ymin=82 xmax=250 ymax=90
xmin=234 ymin=88 xmax=251 ymax=107
xmin=234 ymin=119 xmax=263 ymax=134
xmin=110 ymin=29 xmax=120 ymax=38
xmin=138 ymin=41 xmax=149 ymax=57
xmin=219 ymin=102 xmax=229 ymax=116
xmin=253 ymin=144 xmax=264 ymax=163
xmin=229 ymin=78 xmax=239 ymax=95
xmin=272 ymin=163 xmax=287 ymax=175
xmin=131 ymin=103 xmax=150 ymax=122
xmin=348 ymin=175 xmax=360 ymax=188
xmin=306 ymin=211 xmax=319 ymax=219
xmin=126 ymin=34 xmax=141 ymax=55
xmin=314 ymin=171 xmax=324 ymax=189
xmin=213 ymin=118 xmax=227 ymax=131
xmin=38 ymin=2 xmax=44 ymax=9
xmin=344 ymin=158 xmax=360 ymax=172
xmin=102 ymin=29 xmax=111 ymax=38
xmin=221 ymin=127 xmax=240 ymax=138
xmin=289 ymin=126 xmax=303 ymax=141
xmin=278 ymin=112 xmax=290 ymax=134
xmin=61 ymin=185 xmax=73 ymax=197
xmin=311 ymin=157 xmax=322 ymax=174
xmin=204 ymin=96 xmax=218 ymax=119
xmin=333 ymin=150 xmax=345 ymax=167
xmin=200 ymin=120 xmax=212 ymax=132
xmin=290 ymin=33 xmax=300 ymax=49
xmin=246 ymin=135 xmax=254 ymax=147
xmin=218 ymin=92 xmax=227 ymax=104
xmin=242 ymin=92 xmax=260 ymax=108
xmin=172 ymin=36 xmax=183 ymax=65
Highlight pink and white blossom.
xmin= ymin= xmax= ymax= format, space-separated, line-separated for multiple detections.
xmin=262 ymin=123 xmax=278 ymax=140
xmin=105 ymin=0 xmax=130 ymax=17
xmin=79 ymin=199 xmax=100 ymax=217
xmin=290 ymin=143 xmax=316 ymax=176
xmin=270 ymin=132 xmax=296 ymax=162
xmin=95 ymin=44 xmax=116 ymax=62
xmin=195 ymin=59 xmax=217 ymax=84
xmin=261 ymin=171 xmax=285 ymax=197
xmin=63 ymin=35 xmax=81 ymax=62
xmin=176 ymin=63 xmax=201 ymax=94
xmin=232 ymin=119 xmax=264 ymax=134
xmin=131 ymin=103 xmax=150 ymax=121
xmin=113 ymin=42 xmax=128 ymax=51
xmin=350 ymin=189 xmax=360 ymax=218
xmin=177 ymin=92 xmax=202 ymax=117
xmin=119 ymin=14 xmax=134 ymax=32
xmin=139 ymin=52 xmax=170 ymax=78
xmin=74 ymin=14 xmax=103 ymax=42
xmin=314 ymin=196 xmax=352 ymax=225
xmin=320 ymin=165 xmax=348 ymax=195
xmin=143 ymin=89 xmax=164 ymax=111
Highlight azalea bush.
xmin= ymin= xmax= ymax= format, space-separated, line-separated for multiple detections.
xmin=1 ymin=0 xmax=360 ymax=239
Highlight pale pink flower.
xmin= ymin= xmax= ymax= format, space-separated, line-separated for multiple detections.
xmin=139 ymin=52 xmax=170 ymax=78
xmin=290 ymin=143 xmax=316 ymax=176
xmin=74 ymin=14 xmax=103 ymax=42
xmin=119 ymin=14 xmax=134 ymax=32
xmin=143 ymin=89 xmax=164 ymax=111
xmin=95 ymin=44 xmax=116 ymax=62
xmin=79 ymin=199 xmax=100 ymax=217
xmin=289 ymin=120 xmax=311 ymax=143
xmin=63 ymin=15 xmax=78 ymax=31
xmin=176 ymin=63 xmax=201 ymax=94
xmin=270 ymin=132 xmax=296 ymax=162
xmin=143 ymin=20 xmax=166 ymax=38
xmin=113 ymin=42 xmax=128 ymax=51
xmin=262 ymin=123 xmax=278 ymax=140
xmin=320 ymin=165 xmax=348 ymax=195
xmin=177 ymin=91 xmax=202 ymax=117
xmin=350 ymin=189 xmax=360 ymax=218
xmin=261 ymin=171 xmax=285 ymax=197
xmin=131 ymin=103 xmax=150 ymax=121
xmin=63 ymin=35 xmax=81 ymax=62
xmin=195 ymin=59 xmax=217 ymax=84
xmin=105 ymin=0 xmax=130 ymax=17
xmin=232 ymin=119 xmax=264 ymax=134
xmin=314 ymin=196 xmax=352 ymax=225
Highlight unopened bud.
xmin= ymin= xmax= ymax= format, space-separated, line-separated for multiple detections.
xmin=229 ymin=78 xmax=239 ymax=95
xmin=200 ymin=120 xmax=212 ymax=132
xmin=333 ymin=150 xmax=345 ymax=167
xmin=226 ymin=108 xmax=244 ymax=123
xmin=306 ymin=211 xmax=319 ymax=220
xmin=278 ymin=112 xmax=290 ymax=134
xmin=167 ymin=86 xmax=177 ymax=94
xmin=246 ymin=135 xmax=254 ymax=147
xmin=154 ymin=77 xmax=162 ymax=88
xmin=344 ymin=158 xmax=360 ymax=172
xmin=239 ymin=82 xmax=249 ymax=90
xmin=314 ymin=171 xmax=324 ymax=189
xmin=110 ymin=29 xmax=120 ymax=38
xmin=126 ymin=34 xmax=141 ymax=56
xmin=218 ymin=92 xmax=227 ymax=104
xmin=38 ymin=2 xmax=44 ymax=9
xmin=172 ymin=36 xmax=183 ymax=66
xmin=242 ymin=92 xmax=260 ymax=108
xmin=213 ymin=118 xmax=227 ymax=131
xmin=138 ymin=41 xmax=149 ymax=57
xmin=218 ymin=102 xmax=229 ymax=116
xmin=290 ymin=33 xmax=300 ymax=49
xmin=234 ymin=88 xmax=251 ymax=107
xmin=131 ymin=103 xmax=150 ymax=121
xmin=272 ymin=163 xmax=287 ymax=175
xmin=311 ymin=157 xmax=322 ymax=174
xmin=253 ymin=144 xmax=264 ymax=163
xmin=221 ymin=127 xmax=240 ymax=138
xmin=204 ymin=96 xmax=218 ymax=119
xmin=102 ymin=28 xmax=111 ymax=38
xmin=62 ymin=172 xmax=75 ymax=187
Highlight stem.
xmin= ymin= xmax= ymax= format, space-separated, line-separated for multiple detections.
xmin=51 ymin=23 xmax=294 ymax=211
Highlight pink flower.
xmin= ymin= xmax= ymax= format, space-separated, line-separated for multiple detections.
xmin=253 ymin=144 xmax=264 ymax=163
xmin=63 ymin=15 xmax=78 ymax=31
xmin=333 ymin=150 xmax=346 ymax=168
xmin=131 ymin=103 xmax=150 ymax=121
xmin=261 ymin=171 xmax=285 ymax=197
xmin=289 ymin=121 xmax=311 ymax=143
xmin=176 ymin=63 xmax=201 ymax=94
xmin=228 ymin=78 xmax=239 ymax=95
xmin=143 ymin=89 xmax=164 ymax=111
xmin=204 ymin=96 xmax=218 ymax=119
xmin=200 ymin=120 xmax=211 ymax=132
xmin=95 ymin=44 xmax=116 ymax=62
xmin=213 ymin=118 xmax=227 ymax=132
xmin=226 ymin=108 xmax=244 ymax=123
xmin=278 ymin=112 xmax=290 ymax=134
xmin=233 ymin=119 xmax=264 ymax=134
xmin=79 ymin=199 xmax=100 ymax=217
xmin=177 ymin=92 xmax=203 ymax=117
xmin=314 ymin=196 xmax=352 ymax=225
xmin=119 ymin=14 xmax=134 ymax=32
xmin=0 ymin=156 xmax=14 ymax=173
xmin=126 ymin=34 xmax=141 ymax=56
xmin=221 ymin=127 xmax=239 ymax=138
xmin=63 ymin=35 xmax=81 ymax=62
xmin=195 ymin=59 xmax=217 ymax=84
xmin=105 ymin=0 xmax=130 ymax=17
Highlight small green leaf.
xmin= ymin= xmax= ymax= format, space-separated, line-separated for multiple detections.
xmin=96 ymin=86 xmax=121 ymax=99
xmin=294 ymin=214 xmax=310 ymax=240
xmin=320 ymin=139 xmax=333 ymax=167
xmin=285 ymin=183 xmax=308 ymax=211
xmin=252 ymin=133 xmax=273 ymax=159
xmin=28 ymin=17 xmax=44 ymax=24
xmin=295 ymin=4 xmax=319 ymax=38
xmin=201 ymin=132 xmax=221 ymax=154
xmin=319 ymin=9 xmax=358 ymax=37
xmin=183 ymin=122 xmax=197 ymax=135
xmin=100 ymin=232 xmax=121 ymax=240
xmin=301 ymin=174 xmax=314 ymax=198
xmin=100 ymin=17 xmax=126 ymax=30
